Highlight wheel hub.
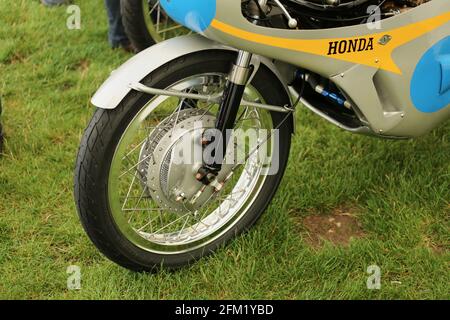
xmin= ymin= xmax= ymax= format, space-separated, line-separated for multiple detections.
xmin=140 ymin=109 xmax=234 ymax=214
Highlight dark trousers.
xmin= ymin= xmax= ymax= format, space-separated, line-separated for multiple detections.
xmin=104 ymin=0 xmax=129 ymax=47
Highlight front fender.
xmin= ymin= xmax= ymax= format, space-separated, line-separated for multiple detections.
xmin=91 ymin=35 xmax=293 ymax=112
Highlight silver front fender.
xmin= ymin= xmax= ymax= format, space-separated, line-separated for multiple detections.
xmin=91 ymin=34 xmax=293 ymax=111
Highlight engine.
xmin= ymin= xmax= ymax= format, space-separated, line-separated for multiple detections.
xmin=242 ymin=0 xmax=431 ymax=29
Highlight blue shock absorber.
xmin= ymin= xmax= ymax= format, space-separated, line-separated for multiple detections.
xmin=301 ymin=72 xmax=352 ymax=109
xmin=320 ymin=90 xmax=348 ymax=107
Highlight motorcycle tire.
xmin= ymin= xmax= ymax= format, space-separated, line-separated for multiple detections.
xmin=121 ymin=0 xmax=189 ymax=52
xmin=74 ymin=51 xmax=293 ymax=271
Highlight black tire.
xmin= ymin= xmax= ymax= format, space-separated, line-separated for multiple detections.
xmin=74 ymin=51 xmax=293 ymax=271
xmin=121 ymin=0 xmax=156 ymax=52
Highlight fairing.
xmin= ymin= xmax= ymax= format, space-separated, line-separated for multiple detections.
xmin=162 ymin=0 xmax=450 ymax=137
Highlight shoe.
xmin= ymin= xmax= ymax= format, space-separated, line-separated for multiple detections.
xmin=120 ymin=42 xmax=138 ymax=54
xmin=112 ymin=42 xmax=137 ymax=54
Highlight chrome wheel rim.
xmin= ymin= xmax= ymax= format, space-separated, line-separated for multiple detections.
xmin=144 ymin=0 xmax=192 ymax=43
xmin=108 ymin=73 xmax=276 ymax=254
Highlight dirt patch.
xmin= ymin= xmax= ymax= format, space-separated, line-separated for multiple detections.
xmin=69 ymin=59 xmax=90 ymax=72
xmin=5 ymin=52 xmax=26 ymax=64
xmin=421 ymin=215 xmax=449 ymax=255
xmin=69 ymin=59 xmax=91 ymax=78
xmin=423 ymin=236 xmax=447 ymax=255
xmin=298 ymin=207 xmax=366 ymax=248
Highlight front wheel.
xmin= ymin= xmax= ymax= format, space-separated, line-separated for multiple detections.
xmin=74 ymin=51 xmax=292 ymax=271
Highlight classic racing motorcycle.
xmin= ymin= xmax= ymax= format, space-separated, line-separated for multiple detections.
xmin=75 ymin=0 xmax=450 ymax=271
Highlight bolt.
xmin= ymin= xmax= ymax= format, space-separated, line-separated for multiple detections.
xmin=175 ymin=193 xmax=186 ymax=202
xmin=201 ymin=137 xmax=210 ymax=146
xmin=195 ymin=173 xmax=203 ymax=181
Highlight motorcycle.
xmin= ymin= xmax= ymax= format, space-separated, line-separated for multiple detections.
xmin=121 ymin=0 xmax=191 ymax=51
xmin=75 ymin=0 xmax=450 ymax=271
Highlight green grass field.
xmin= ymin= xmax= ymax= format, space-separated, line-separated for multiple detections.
xmin=0 ymin=0 xmax=448 ymax=299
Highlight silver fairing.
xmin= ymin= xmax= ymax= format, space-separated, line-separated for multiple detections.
xmin=200 ymin=0 xmax=450 ymax=137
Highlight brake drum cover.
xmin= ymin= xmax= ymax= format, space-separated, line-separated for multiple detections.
xmin=141 ymin=109 xmax=235 ymax=214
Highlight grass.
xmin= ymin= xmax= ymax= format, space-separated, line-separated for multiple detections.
xmin=0 ymin=0 xmax=448 ymax=300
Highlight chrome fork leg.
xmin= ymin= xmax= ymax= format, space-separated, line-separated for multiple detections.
xmin=214 ymin=51 xmax=253 ymax=133
xmin=228 ymin=51 xmax=253 ymax=85
xmin=197 ymin=51 xmax=253 ymax=183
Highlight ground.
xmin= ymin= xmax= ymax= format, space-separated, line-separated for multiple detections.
xmin=0 ymin=0 xmax=448 ymax=299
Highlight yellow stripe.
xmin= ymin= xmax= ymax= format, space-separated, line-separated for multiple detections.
xmin=211 ymin=12 xmax=450 ymax=74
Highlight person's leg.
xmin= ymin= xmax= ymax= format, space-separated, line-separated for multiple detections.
xmin=104 ymin=0 xmax=130 ymax=48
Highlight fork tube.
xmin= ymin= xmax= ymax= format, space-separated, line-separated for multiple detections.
xmin=206 ymin=51 xmax=253 ymax=174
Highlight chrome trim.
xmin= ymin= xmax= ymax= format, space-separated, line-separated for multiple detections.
xmin=129 ymin=82 xmax=293 ymax=113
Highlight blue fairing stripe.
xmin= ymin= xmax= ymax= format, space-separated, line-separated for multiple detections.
xmin=411 ymin=37 xmax=450 ymax=113
xmin=160 ymin=0 xmax=216 ymax=33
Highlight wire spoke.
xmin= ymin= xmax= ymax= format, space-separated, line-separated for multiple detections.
xmin=119 ymin=152 xmax=155 ymax=179
xmin=152 ymin=212 xmax=192 ymax=235
xmin=110 ymin=72 xmax=278 ymax=250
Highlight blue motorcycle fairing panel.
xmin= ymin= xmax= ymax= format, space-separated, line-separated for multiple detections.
xmin=439 ymin=55 xmax=450 ymax=94
xmin=160 ymin=0 xmax=216 ymax=33
xmin=411 ymin=37 xmax=450 ymax=113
